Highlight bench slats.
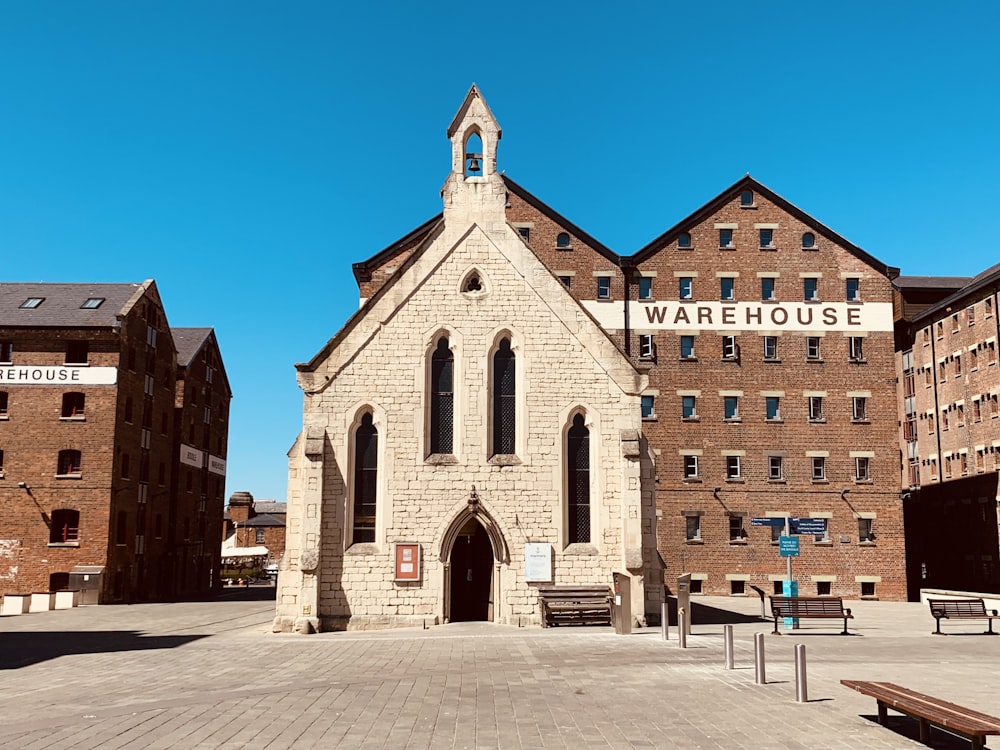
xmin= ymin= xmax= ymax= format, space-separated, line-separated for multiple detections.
xmin=770 ymin=596 xmax=852 ymax=635
xmin=842 ymin=680 xmax=1000 ymax=745
xmin=537 ymin=585 xmax=612 ymax=628
xmin=927 ymin=598 xmax=998 ymax=635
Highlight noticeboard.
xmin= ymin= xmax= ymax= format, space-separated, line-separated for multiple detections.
xmin=524 ymin=543 xmax=552 ymax=582
xmin=394 ymin=542 xmax=421 ymax=582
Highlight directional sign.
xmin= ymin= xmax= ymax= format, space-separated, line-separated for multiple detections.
xmin=791 ymin=518 xmax=828 ymax=535
xmin=751 ymin=517 xmax=785 ymax=527
xmin=778 ymin=536 xmax=800 ymax=557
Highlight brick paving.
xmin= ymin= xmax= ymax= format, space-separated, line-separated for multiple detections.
xmin=1 ymin=588 xmax=998 ymax=749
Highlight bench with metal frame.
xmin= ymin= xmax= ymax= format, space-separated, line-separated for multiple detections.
xmin=769 ymin=595 xmax=853 ymax=635
xmin=536 ymin=585 xmax=612 ymax=628
xmin=928 ymin=597 xmax=999 ymax=635
xmin=842 ymin=680 xmax=1000 ymax=750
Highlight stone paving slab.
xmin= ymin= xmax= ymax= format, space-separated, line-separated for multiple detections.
xmin=1 ymin=589 xmax=997 ymax=748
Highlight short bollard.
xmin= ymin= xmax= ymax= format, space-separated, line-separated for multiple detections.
xmin=754 ymin=633 xmax=766 ymax=684
xmin=661 ymin=602 xmax=669 ymax=641
xmin=678 ymin=608 xmax=687 ymax=648
xmin=795 ymin=643 xmax=808 ymax=703
xmin=724 ymin=624 xmax=734 ymax=670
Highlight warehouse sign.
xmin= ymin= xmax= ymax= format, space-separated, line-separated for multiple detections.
xmin=583 ymin=301 xmax=894 ymax=332
xmin=0 ymin=366 xmax=117 ymax=385
xmin=179 ymin=444 xmax=204 ymax=469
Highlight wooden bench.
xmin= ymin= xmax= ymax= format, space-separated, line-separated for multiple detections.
xmin=770 ymin=595 xmax=852 ymax=634
xmin=537 ymin=585 xmax=612 ymax=628
xmin=842 ymin=680 xmax=1000 ymax=750
xmin=928 ymin=598 xmax=998 ymax=635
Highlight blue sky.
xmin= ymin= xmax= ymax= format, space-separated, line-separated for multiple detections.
xmin=1 ymin=2 xmax=996 ymax=502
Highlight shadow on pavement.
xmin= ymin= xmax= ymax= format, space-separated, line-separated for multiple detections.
xmin=0 ymin=631 xmax=207 ymax=670
xmin=213 ymin=584 xmax=277 ymax=603
xmin=663 ymin=597 xmax=768 ymax=626
xmin=861 ymin=715 xmax=972 ymax=750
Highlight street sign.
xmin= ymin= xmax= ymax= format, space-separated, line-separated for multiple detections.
xmin=751 ymin=517 xmax=785 ymax=527
xmin=778 ymin=536 xmax=800 ymax=557
xmin=791 ymin=518 xmax=827 ymax=535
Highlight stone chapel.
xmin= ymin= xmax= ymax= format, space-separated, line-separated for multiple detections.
xmin=272 ymin=86 xmax=661 ymax=632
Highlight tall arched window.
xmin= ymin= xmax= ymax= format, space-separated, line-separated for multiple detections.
xmin=567 ymin=413 xmax=590 ymax=544
xmin=430 ymin=338 xmax=454 ymax=454
xmin=493 ymin=338 xmax=516 ymax=455
xmin=353 ymin=412 xmax=378 ymax=544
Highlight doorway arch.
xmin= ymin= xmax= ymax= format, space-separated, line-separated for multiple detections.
xmin=441 ymin=502 xmax=509 ymax=623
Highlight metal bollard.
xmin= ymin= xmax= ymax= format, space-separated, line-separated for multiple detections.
xmin=678 ymin=608 xmax=687 ymax=648
xmin=724 ymin=624 xmax=734 ymax=669
xmin=795 ymin=643 xmax=808 ymax=702
xmin=754 ymin=632 xmax=766 ymax=684
xmin=661 ymin=602 xmax=670 ymax=640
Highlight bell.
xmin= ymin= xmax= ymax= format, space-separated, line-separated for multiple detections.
xmin=467 ymin=156 xmax=481 ymax=173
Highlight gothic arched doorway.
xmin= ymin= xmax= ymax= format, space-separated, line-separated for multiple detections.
xmin=448 ymin=518 xmax=494 ymax=622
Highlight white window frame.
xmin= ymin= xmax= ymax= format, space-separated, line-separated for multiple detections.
xmin=809 ymin=396 xmax=823 ymax=421
xmin=722 ymin=335 xmax=738 ymax=360
xmin=683 ymin=455 xmax=699 ymax=479
xmin=811 ymin=456 xmax=826 ymax=481
xmin=855 ymin=456 xmax=871 ymax=481
xmin=768 ymin=455 xmax=783 ymax=480
xmin=852 ymin=396 xmax=867 ymax=421
xmin=726 ymin=455 xmax=741 ymax=479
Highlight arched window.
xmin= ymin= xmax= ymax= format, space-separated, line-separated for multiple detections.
xmin=57 ymin=449 xmax=81 ymax=475
xmin=464 ymin=132 xmax=483 ymax=177
xmin=567 ymin=413 xmax=590 ymax=544
xmin=556 ymin=232 xmax=571 ymax=248
xmin=50 ymin=509 xmax=80 ymax=543
xmin=493 ymin=338 xmax=516 ymax=455
xmin=802 ymin=232 xmax=816 ymax=249
xmin=430 ymin=338 xmax=454 ymax=454
xmin=353 ymin=412 xmax=378 ymax=544
xmin=61 ymin=392 xmax=85 ymax=418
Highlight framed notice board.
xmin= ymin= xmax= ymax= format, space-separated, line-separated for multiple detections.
xmin=394 ymin=542 xmax=421 ymax=582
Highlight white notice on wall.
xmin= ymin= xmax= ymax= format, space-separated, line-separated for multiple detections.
xmin=524 ymin=543 xmax=552 ymax=582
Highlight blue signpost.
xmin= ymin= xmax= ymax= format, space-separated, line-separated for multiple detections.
xmin=751 ymin=517 xmax=827 ymax=630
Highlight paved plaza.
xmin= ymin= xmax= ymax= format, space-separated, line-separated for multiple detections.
xmin=1 ymin=588 xmax=998 ymax=749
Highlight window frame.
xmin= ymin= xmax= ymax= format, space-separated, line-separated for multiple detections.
xmin=763 ymin=336 xmax=778 ymax=360
xmin=806 ymin=336 xmax=821 ymax=360
xmin=638 ymin=276 xmax=653 ymax=301
xmin=683 ymin=455 xmax=699 ymax=480
xmin=678 ymin=276 xmax=693 ymax=300
xmin=723 ymin=396 xmax=740 ymax=421
xmin=680 ymin=335 xmax=696 ymax=360
xmin=765 ymin=396 xmax=781 ymax=421
xmin=720 ymin=277 xmax=735 ymax=301
xmin=681 ymin=395 xmax=697 ymax=420
xmin=761 ymin=277 xmax=776 ymax=301
xmin=808 ymin=396 xmax=824 ymax=422
xmin=811 ymin=456 xmax=826 ymax=481
xmin=803 ymin=277 xmax=819 ymax=302
xmin=596 ymin=276 xmax=612 ymax=300
xmin=725 ymin=455 xmax=742 ymax=480
xmin=768 ymin=455 xmax=784 ymax=480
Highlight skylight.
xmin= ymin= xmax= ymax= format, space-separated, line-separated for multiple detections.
xmin=19 ymin=297 xmax=44 ymax=309
xmin=81 ymin=298 xmax=105 ymax=309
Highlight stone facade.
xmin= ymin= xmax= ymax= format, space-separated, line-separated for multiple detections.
xmin=274 ymin=87 xmax=660 ymax=632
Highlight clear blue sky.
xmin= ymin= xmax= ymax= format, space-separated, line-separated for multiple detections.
xmin=1 ymin=2 xmax=996 ymax=502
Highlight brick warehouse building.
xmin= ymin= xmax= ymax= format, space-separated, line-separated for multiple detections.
xmin=275 ymin=86 xmax=905 ymax=634
xmin=895 ymin=265 xmax=1000 ymax=598
xmin=0 ymin=280 xmax=231 ymax=603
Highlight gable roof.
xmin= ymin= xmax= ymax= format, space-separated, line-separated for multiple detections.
xmin=628 ymin=175 xmax=899 ymax=278
xmin=298 ymin=221 xmax=641 ymax=398
xmin=913 ymin=261 xmax=1000 ymax=324
xmin=0 ymin=281 xmax=150 ymax=327
xmin=447 ymin=83 xmax=501 ymax=139
xmin=502 ymin=176 xmax=621 ymax=265
xmin=352 ymin=214 xmax=442 ymax=284
xmin=173 ymin=327 xmax=233 ymax=397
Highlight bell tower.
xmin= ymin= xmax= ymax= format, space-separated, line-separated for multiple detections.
xmin=442 ymin=84 xmax=506 ymax=223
